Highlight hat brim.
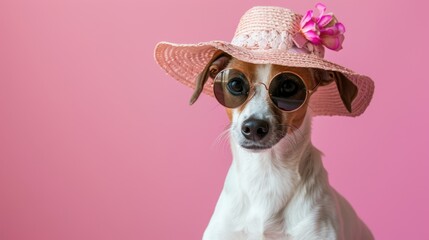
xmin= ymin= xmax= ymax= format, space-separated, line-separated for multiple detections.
xmin=154 ymin=40 xmax=374 ymax=117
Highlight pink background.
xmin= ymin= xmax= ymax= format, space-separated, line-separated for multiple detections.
xmin=1 ymin=0 xmax=428 ymax=239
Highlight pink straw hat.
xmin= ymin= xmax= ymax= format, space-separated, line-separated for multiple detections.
xmin=154 ymin=5 xmax=374 ymax=117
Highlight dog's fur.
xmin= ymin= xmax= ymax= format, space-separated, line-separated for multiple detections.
xmin=190 ymin=52 xmax=373 ymax=240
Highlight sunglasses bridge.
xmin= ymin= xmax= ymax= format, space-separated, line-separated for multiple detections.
xmin=245 ymin=81 xmax=318 ymax=101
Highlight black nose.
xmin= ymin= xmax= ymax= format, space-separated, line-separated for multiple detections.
xmin=241 ymin=118 xmax=269 ymax=141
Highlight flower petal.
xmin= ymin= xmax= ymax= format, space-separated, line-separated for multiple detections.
xmin=292 ymin=32 xmax=308 ymax=48
xmin=320 ymin=26 xmax=339 ymax=36
xmin=325 ymin=15 xmax=338 ymax=28
xmin=315 ymin=3 xmax=326 ymax=17
xmin=336 ymin=22 xmax=346 ymax=34
xmin=305 ymin=30 xmax=321 ymax=44
xmin=318 ymin=14 xmax=333 ymax=27
xmin=301 ymin=10 xmax=314 ymax=27
xmin=321 ymin=35 xmax=343 ymax=51
xmin=302 ymin=20 xmax=317 ymax=32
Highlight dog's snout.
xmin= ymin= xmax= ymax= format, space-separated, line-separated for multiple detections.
xmin=241 ymin=118 xmax=269 ymax=141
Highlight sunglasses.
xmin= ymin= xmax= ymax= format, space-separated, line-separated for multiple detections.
xmin=213 ymin=69 xmax=319 ymax=112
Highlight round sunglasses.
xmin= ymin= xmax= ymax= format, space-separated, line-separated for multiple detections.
xmin=213 ymin=69 xmax=319 ymax=112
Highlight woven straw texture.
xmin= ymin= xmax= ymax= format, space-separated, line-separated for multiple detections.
xmin=154 ymin=6 xmax=374 ymax=117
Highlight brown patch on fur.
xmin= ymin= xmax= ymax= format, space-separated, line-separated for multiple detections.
xmin=222 ymin=58 xmax=256 ymax=122
xmin=225 ymin=108 xmax=233 ymax=121
xmin=226 ymin=59 xmax=258 ymax=113
xmin=189 ymin=51 xmax=231 ymax=105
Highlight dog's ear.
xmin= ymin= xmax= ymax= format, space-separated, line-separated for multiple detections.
xmin=314 ymin=69 xmax=358 ymax=113
xmin=189 ymin=51 xmax=231 ymax=105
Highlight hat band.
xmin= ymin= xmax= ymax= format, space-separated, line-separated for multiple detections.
xmin=231 ymin=30 xmax=325 ymax=58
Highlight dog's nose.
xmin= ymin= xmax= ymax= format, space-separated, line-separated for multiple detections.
xmin=241 ymin=118 xmax=269 ymax=141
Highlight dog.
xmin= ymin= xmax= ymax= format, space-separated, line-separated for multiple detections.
xmin=154 ymin=5 xmax=375 ymax=240
xmin=191 ymin=52 xmax=374 ymax=240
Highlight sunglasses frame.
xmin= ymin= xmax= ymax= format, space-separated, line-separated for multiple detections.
xmin=213 ymin=68 xmax=320 ymax=112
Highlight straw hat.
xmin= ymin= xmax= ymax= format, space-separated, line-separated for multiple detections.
xmin=154 ymin=5 xmax=374 ymax=117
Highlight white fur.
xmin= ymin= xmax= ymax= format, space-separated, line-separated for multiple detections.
xmin=203 ymin=64 xmax=373 ymax=240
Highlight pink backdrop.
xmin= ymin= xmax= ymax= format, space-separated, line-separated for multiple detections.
xmin=1 ymin=0 xmax=428 ymax=239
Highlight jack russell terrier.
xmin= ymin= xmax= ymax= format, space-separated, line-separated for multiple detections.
xmin=155 ymin=4 xmax=375 ymax=240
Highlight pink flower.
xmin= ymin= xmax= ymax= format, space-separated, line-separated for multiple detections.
xmin=298 ymin=9 xmax=321 ymax=45
xmin=293 ymin=3 xmax=346 ymax=51
xmin=315 ymin=3 xmax=346 ymax=51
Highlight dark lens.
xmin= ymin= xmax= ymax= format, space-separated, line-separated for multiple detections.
xmin=279 ymin=79 xmax=298 ymax=97
xmin=227 ymin=77 xmax=246 ymax=96
xmin=269 ymin=73 xmax=307 ymax=111
xmin=213 ymin=69 xmax=249 ymax=108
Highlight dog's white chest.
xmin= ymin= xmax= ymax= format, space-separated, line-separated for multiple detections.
xmin=204 ymin=148 xmax=302 ymax=239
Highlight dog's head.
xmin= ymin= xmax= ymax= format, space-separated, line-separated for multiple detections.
xmin=190 ymin=51 xmax=357 ymax=152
